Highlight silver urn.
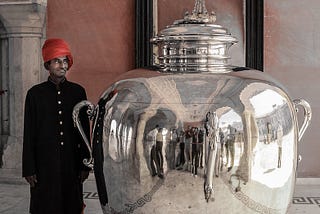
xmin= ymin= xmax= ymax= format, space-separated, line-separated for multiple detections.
xmin=73 ymin=1 xmax=311 ymax=213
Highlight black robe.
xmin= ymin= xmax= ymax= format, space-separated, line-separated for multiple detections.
xmin=22 ymin=79 xmax=90 ymax=214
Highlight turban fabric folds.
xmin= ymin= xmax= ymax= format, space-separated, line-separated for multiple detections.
xmin=42 ymin=38 xmax=74 ymax=69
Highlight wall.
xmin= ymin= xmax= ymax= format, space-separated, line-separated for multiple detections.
xmin=264 ymin=0 xmax=320 ymax=177
xmin=46 ymin=0 xmax=135 ymax=103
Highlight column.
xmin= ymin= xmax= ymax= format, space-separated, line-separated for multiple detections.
xmin=0 ymin=0 xmax=47 ymax=168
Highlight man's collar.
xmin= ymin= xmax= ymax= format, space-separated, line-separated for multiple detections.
xmin=48 ymin=76 xmax=66 ymax=90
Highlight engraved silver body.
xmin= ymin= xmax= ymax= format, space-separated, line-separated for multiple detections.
xmin=73 ymin=1 xmax=311 ymax=213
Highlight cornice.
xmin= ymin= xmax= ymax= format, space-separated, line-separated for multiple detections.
xmin=0 ymin=0 xmax=46 ymax=6
xmin=0 ymin=1 xmax=46 ymax=37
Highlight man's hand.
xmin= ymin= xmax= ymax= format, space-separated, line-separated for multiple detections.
xmin=25 ymin=175 xmax=37 ymax=187
xmin=80 ymin=171 xmax=89 ymax=183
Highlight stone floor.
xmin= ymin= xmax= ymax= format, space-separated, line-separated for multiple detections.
xmin=0 ymin=169 xmax=319 ymax=214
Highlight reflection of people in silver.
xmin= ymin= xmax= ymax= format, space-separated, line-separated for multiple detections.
xmin=198 ymin=128 xmax=204 ymax=169
xmin=277 ymin=125 xmax=283 ymax=168
xmin=167 ymin=128 xmax=178 ymax=169
xmin=176 ymin=130 xmax=186 ymax=169
xmin=191 ymin=127 xmax=200 ymax=176
xmin=184 ymin=126 xmax=193 ymax=171
xmin=147 ymin=125 xmax=158 ymax=176
xmin=265 ymin=122 xmax=273 ymax=144
xmin=226 ymin=124 xmax=236 ymax=172
xmin=149 ymin=125 xmax=164 ymax=178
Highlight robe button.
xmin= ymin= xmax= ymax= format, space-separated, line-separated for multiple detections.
xmin=60 ymin=142 xmax=64 ymax=146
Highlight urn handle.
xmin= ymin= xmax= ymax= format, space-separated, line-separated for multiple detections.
xmin=293 ymin=99 xmax=312 ymax=142
xmin=73 ymin=100 xmax=97 ymax=169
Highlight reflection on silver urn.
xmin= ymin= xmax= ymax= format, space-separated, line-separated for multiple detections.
xmin=73 ymin=0 xmax=311 ymax=213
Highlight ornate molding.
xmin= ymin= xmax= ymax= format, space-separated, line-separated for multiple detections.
xmin=0 ymin=0 xmax=47 ymax=38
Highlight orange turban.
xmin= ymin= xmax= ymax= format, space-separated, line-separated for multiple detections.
xmin=42 ymin=38 xmax=74 ymax=69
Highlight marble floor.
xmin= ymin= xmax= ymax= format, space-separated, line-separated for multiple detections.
xmin=288 ymin=179 xmax=320 ymax=214
xmin=0 ymin=170 xmax=319 ymax=214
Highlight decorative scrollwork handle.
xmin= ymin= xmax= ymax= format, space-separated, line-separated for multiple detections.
xmin=73 ymin=100 xmax=97 ymax=169
xmin=293 ymin=99 xmax=312 ymax=142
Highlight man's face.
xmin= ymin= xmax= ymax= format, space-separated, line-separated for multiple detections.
xmin=47 ymin=56 xmax=69 ymax=78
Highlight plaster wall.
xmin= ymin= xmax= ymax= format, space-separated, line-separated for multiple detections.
xmin=46 ymin=0 xmax=135 ymax=104
xmin=264 ymin=0 xmax=320 ymax=177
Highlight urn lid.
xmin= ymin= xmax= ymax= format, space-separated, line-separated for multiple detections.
xmin=151 ymin=0 xmax=238 ymax=73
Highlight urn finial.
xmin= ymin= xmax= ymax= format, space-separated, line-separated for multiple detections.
xmin=181 ymin=0 xmax=216 ymax=24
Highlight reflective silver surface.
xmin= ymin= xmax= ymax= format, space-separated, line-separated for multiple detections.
xmin=73 ymin=0 xmax=311 ymax=213
xmin=74 ymin=69 xmax=311 ymax=214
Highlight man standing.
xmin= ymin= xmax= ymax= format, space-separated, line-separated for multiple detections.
xmin=154 ymin=127 xmax=165 ymax=178
xmin=22 ymin=38 xmax=90 ymax=214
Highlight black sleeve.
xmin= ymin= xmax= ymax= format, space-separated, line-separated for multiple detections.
xmin=22 ymin=90 xmax=37 ymax=177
